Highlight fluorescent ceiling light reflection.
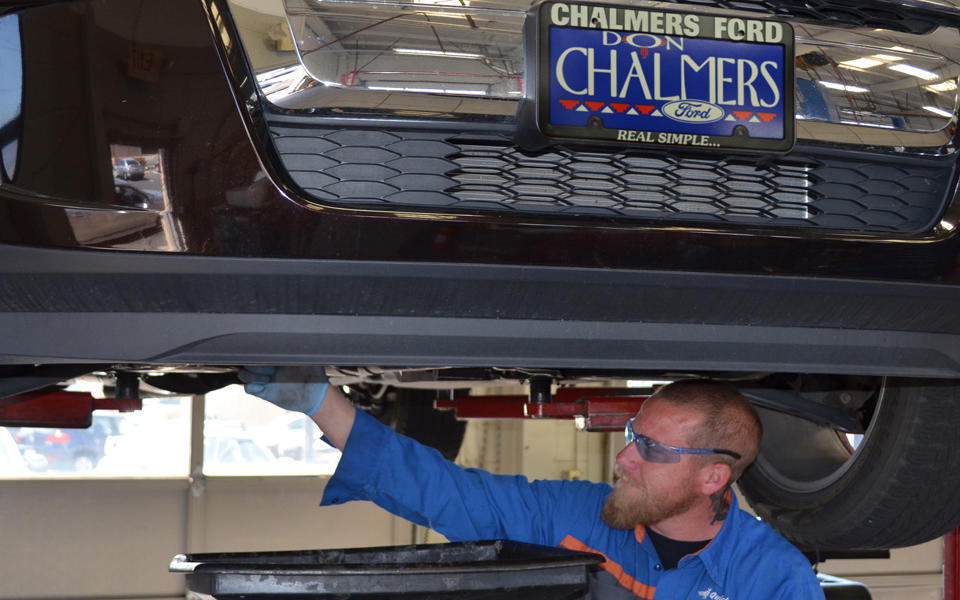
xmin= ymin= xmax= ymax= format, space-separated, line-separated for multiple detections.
xmin=819 ymin=81 xmax=869 ymax=93
xmin=926 ymin=80 xmax=958 ymax=93
xmin=627 ymin=379 xmax=672 ymax=388
xmin=394 ymin=48 xmax=483 ymax=59
xmin=923 ymin=105 xmax=955 ymax=118
xmin=889 ymin=63 xmax=939 ymax=80
xmin=840 ymin=51 xmax=916 ymax=71
xmin=840 ymin=58 xmax=883 ymax=69
xmin=840 ymin=120 xmax=895 ymax=129
xmin=369 ymin=85 xmax=487 ymax=96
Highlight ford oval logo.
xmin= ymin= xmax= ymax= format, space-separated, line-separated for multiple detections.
xmin=662 ymin=101 xmax=725 ymax=124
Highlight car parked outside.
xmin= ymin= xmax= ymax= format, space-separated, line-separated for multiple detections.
xmin=14 ymin=413 xmax=123 ymax=472
xmin=113 ymin=157 xmax=144 ymax=181
xmin=251 ymin=412 xmax=341 ymax=472
xmin=202 ymin=427 xmax=280 ymax=476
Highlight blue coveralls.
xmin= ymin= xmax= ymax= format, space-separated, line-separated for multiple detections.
xmin=321 ymin=409 xmax=825 ymax=600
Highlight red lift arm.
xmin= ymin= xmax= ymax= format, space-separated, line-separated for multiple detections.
xmin=435 ymin=387 xmax=648 ymax=432
xmin=0 ymin=390 xmax=142 ymax=428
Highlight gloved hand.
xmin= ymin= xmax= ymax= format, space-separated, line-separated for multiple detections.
xmin=238 ymin=366 xmax=330 ymax=416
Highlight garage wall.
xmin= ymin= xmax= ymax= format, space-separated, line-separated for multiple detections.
xmin=0 ymin=477 xmax=411 ymax=600
xmin=0 ymin=479 xmax=188 ymax=599
xmin=187 ymin=477 xmax=411 ymax=553
xmin=822 ymin=542 xmax=944 ymax=600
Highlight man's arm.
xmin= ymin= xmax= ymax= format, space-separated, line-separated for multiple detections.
xmin=322 ymin=405 xmax=610 ymax=546
xmin=308 ymin=385 xmax=354 ymax=450
xmin=240 ymin=367 xmax=611 ymax=545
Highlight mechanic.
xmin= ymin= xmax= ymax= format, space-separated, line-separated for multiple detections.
xmin=240 ymin=367 xmax=824 ymax=600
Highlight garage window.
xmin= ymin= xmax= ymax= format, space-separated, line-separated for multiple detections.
xmin=202 ymin=385 xmax=341 ymax=476
xmin=1 ymin=386 xmax=341 ymax=478
xmin=0 ymin=397 xmax=192 ymax=477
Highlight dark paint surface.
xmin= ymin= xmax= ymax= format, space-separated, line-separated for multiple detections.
xmin=0 ymin=0 xmax=958 ymax=284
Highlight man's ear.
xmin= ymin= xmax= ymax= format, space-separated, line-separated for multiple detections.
xmin=700 ymin=462 xmax=732 ymax=496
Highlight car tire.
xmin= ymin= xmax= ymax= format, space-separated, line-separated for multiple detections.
xmin=738 ymin=377 xmax=960 ymax=549
xmin=72 ymin=453 xmax=97 ymax=472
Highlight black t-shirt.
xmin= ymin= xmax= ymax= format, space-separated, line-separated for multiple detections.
xmin=646 ymin=527 xmax=711 ymax=570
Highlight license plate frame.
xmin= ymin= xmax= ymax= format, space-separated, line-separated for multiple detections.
xmin=536 ymin=2 xmax=795 ymax=152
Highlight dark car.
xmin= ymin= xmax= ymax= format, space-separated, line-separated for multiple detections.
xmin=113 ymin=181 xmax=163 ymax=211
xmin=1 ymin=0 xmax=960 ymax=551
xmin=13 ymin=414 xmax=122 ymax=472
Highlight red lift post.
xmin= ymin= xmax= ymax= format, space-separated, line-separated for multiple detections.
xmin=947 ymin=529 xmax=960 ymax=600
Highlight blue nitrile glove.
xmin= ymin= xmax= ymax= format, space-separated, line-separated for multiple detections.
xmin=238 ymin=366 xmax=330 ymax=416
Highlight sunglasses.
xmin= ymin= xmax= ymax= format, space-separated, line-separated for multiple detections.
xmin=624 ymin=416 xmax=742 ymax=463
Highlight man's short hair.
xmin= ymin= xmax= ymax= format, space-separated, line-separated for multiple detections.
xmin=648 ymin=380 xmax=762 ymax=484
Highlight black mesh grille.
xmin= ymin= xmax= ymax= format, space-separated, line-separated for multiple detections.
xmin=269 ymin=125 xmax=952 ymax=235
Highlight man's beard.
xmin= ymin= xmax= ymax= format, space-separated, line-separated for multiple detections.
xmin=601 ymin=470 xmax=700 ymax=529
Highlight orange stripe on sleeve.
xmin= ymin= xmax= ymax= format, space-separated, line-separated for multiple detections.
xmin=560 ymin=535 xmax=656 ymax=599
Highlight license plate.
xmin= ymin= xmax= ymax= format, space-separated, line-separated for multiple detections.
xmin=537 ymin=2 xmax=795 ymax=152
